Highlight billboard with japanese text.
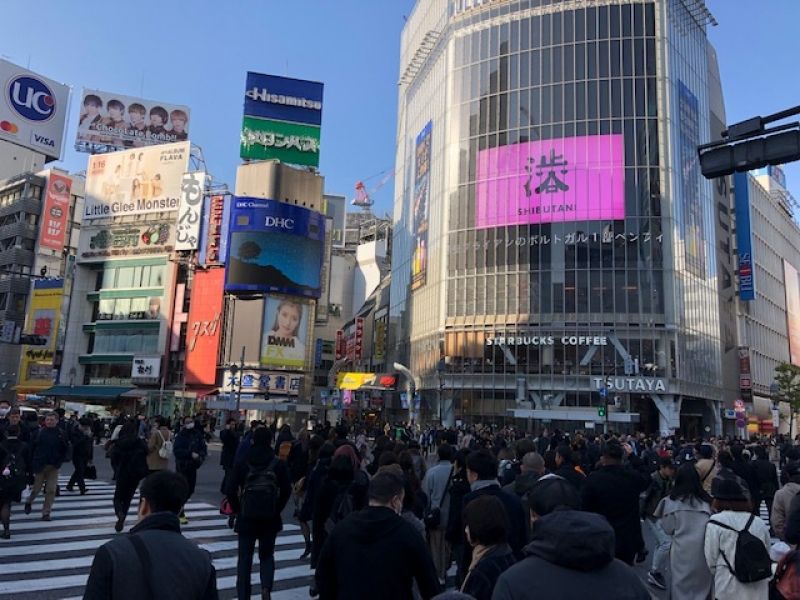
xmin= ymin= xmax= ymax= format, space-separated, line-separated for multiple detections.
xmin=225 ymin=197 xmax=325 ymax=298
xmin=75 ymin=88 xmax=190 ymax=152
xmin=83 ymin=141 xmax=189 ymax=221
xmin=411 ymin=121 xmax=431 ymax=291
xmin=175 ymin=172 xmax=206 ymax=251
xmin=17 ymin=279 xmax=63 ymax=390
xmin=260 ymin=295 xmax=311 ymax=370
xmin=186 ymin=268 xmax=224 ymax=385
xmin=475 ymin=134 xmax=625 ymax=228
xmin=39 ymin=172 xmax=72 ymax=252
xmin=199 ymin=194 xmax=230 ymax=266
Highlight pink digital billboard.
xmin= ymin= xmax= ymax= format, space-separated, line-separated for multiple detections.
xmin=475 ymin=134 xmax=625 ymax=228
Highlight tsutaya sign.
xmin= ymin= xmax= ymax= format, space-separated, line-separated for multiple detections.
xmin=487 ymin=335 xmax=608 ymax=347
xmin=593 ymin=377 xmax=667 ymax=393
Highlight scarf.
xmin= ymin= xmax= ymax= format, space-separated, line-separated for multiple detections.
xmin=461 ymin=544 xmax=493 ymax=592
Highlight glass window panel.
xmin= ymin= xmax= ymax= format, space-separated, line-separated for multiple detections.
xmin=598 ymin=5 xmax=609 ymax=39
xmin=102 ymin=269 xmax=116 ymax=289
xmin=575 ymin=43 xmax=586 ymax=80
xmin=598 ymin=40 xmax=610 ymax=78
xmin=98 ymin=298 xmax=114 ymax=320
xmin=587 ymin=42 xmax=597 ymax=79
xmin=633 ymin=3 xmax=644 ymax=37
xmin=541 ymin=13 xmax=551 ymax=46
xmin=117 ymin=267 xmax=134 ymax=288
xmin=609 ymin=4 xmax=621 ymax=38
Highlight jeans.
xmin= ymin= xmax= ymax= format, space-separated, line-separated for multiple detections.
xmin=27 ymin=465 xmax=59 ymax=516
xmin=236 ymin=529 xmax=277 ymax=599
xmin=428 ymin=527 xmax=450 ymax=580
xmin=647 ymin=518 xmax=671 ymax=574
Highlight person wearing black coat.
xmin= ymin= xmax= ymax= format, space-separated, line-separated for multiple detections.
xmin=458 ymin=450 xmax=527 ymax=582
xmin=580 ymin=441 xmax=650 ymax=565
xmin=173 ymin=416 xmax=208 ymax=523
xmin=730 ymin=443 xmax=761 ymax=513
xmin=219 ymin=418 xmax=240 ymax=494
xmin=445 ymin=449 xmax=473 ymax=586
xmin=0 ymin=426 xmax=28 ymax=538
xmin=225 ymin=426 xmax=291 ymax=600
xmin=67 ymin=418 xmax=94 ymax=495
xmin=24 ymin=412 xmax=68 ymax=520
xmin=752 ymin=444 xmax=779 ymax=519
xmin=553 ymin=445 xmax=587 ymax=491
xmin=298 ymin=443 xmax=335 ymax=564
xmin=109 ymin=422 xmax=149 ymax=533
xmin=315 ymin=470 xmax=440 ymax=600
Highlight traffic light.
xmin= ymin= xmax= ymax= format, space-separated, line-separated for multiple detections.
xmin=19 ymin=334 xmax=47 ymax=346
xmin=597 ymin=406 xmax=606 ymax=418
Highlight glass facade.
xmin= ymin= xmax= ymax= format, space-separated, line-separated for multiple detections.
xmin=391 ymin=0 xmax=723 ymax=430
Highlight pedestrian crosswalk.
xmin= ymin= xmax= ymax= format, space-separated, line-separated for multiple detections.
xmin=0 ymin=477 xmax=313 ymax=600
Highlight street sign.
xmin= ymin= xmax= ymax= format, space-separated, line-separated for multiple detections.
xmin=735 ymin=418 xmax=746 ymax=428
xmin=734 ymin=399 xmax=745 ymax=411
xmin=599 ymin=387 xmax=608 ymax=399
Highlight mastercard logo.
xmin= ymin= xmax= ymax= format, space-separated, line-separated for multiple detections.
xmin=0 ymin=121 xmax=19 ymax=134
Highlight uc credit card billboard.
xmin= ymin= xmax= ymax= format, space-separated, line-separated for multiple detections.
xmin=225 ymin=198 xmax=325 ymax=298
xmin=475 ymin=134 xmax=625 ymax=228
xmin=0 ymin=59 xmax=70 ymax=160
xmin=240 ymin=72 xmax=324 ymax=167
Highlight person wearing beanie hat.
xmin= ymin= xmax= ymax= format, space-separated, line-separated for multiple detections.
xmin=704 ymin=475 xmax=771 ymax=600
xmin=773 ymin=461 xmax=800 ymax=540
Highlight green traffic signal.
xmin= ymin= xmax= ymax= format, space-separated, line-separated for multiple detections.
xmin=597 ymin=406 xmax=606 ymax=417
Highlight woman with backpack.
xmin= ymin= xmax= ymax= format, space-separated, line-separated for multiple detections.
xmin=704 ymin=476 xmax=772 ymax=600
xmin=146 ymin=416 xmax=173 ymax=474
xmin=0 ymin=425 xmax=28 ymax=539
xmin=109 ymin=420 xmax=149 ymax=532
xmin=225 ymin=426 xmax=291 ymax=600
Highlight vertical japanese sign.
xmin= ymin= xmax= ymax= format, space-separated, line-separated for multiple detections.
xmin=734 ymin=172 xmax=756 ymax=301
xmin=199 ymin=194 xmax=229 ymax=266
xmin=176 ymin=172 xmax=206 ymax=251
xmin=678 ymin=82 xmax=706 ymax=278
xmin=354 ymin=318 xmax=365 ymax=360
xmin=784 ymin=260 xmax=800 ymax=367
xmin=335 ymin=330 xmax=345 ymax=360
xmin=18 ymin=279 xmax=63 ymax=389
xmin=411 ymin=121 xmax=432 ymax=291
xmin=39 ymin=172 xmax=72 ymax=251
xmin=738 ymin=346 xmax=753 ymax=402
xmin=185 ymin=268 xmax=224 ymax=385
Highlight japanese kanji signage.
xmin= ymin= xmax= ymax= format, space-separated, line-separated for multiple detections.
xmin=223 ymin=369 xmax=302 ymax=396
xmin=335 ymin=329 xmax=345 ymax=360
xmin=186 ymin=268 xmax=225 ymax=385
xmin=132 ymin=356 xmax=161 ymax=384
xmin=199 ymin=194 xmax=230 ymax=266
xmin=475 ymin=134 xmax=625 ymax=228
xmin=39 ymin=172 xmax=72 ymax=252
xmin=176 ymin=172 xmax=206 ymax=251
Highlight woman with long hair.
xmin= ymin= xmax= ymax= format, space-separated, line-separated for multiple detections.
xmin=109 ymin=420 xmax=148 ymax=532
xmin=654 ymin=463 xmax=712 ymax=599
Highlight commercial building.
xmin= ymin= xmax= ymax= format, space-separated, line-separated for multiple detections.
xmin=390 ymin=0 xmax=726 ymax=434
xmin=0 ymin=167 xmax=84 ymax=401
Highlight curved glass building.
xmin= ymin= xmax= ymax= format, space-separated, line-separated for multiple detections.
xmin=390 ymin=0 xmax=725 ymax=435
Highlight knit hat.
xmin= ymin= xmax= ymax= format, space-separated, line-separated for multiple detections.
xmin=711 ymin=475 xmax=748 ymax=501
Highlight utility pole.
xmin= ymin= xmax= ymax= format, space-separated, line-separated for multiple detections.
xmin=229 ymin=346 xmax=246 ymax=418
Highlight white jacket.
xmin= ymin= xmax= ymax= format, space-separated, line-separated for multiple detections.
xmin=704 ymin=510 xmax=771 ymax=600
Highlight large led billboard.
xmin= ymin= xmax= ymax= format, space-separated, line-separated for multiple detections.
xmin=411 ymin=121 xmax=431 ymax=291
xmin=75 ymin=89 xmax=190 ymax=152
xmin=225 ymin=197 xmax=325 ymax=298
xmin=475 ymin=134 xmax=625 ymax=228
xmin=0 ymin=59 xmax=70 ymax=160
xmin=83 ymin=141 xmax=190 ymax=221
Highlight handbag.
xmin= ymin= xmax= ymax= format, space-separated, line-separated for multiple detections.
xmin=157 ymin=429 xmax=172 ymax=460
xmin=85 ymin=464 xmax=97 ymax=480
xmin=424 ymin=470 xmax=451 ymax=530
xmin=219 ymin=496 xmax=234 ymax=516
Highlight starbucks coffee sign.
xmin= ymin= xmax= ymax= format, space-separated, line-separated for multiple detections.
xmin=486 ymin=335 xmax=608 ymax=347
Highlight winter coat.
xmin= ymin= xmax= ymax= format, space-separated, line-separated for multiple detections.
xmin=30 ymin=426 xmax=68 ymax=472
xmin=491 ymin=510 xmax=650 ymax=600
xmin=581 ymin=463 xmax=650 ymax=564
xmin=298 ymin=456 xmax=330 ymax=523
xmin=173 ymin=427 xmax=207 ymax=468
xmin=553 ymin=463 xmax=586 ymax=491
xmin=461 ymin=544 xmax=516 ymax=600
xmin=704 ymin=510 xmax=770 ymax=600
xmin=0 ymin=437 xmax=28 ymax=502
xmin=315 ymin=506 xmax=440 ymax=600
xmin=772 ymin=481 xmax=800 ymax=540
xmin=224 ymin=445 xmax=291 ymax=537
xmin=82 ymin=511 xmax=217 ymax=600
xmin=146 ymin=427 xmax=172 ymax=471
xmin=445 ymin=469 xmax=472 ymax=544
xmin=311 ymin=465 xmax=369 ymax=566
xmin=71 ymin=430 xmax=94 ymax=465
xmin=219 ymin=428 xmax=238 ymax=470
xmin=110 ymin=436 xmax=148 ymax=486
xmin=641 ymin=471 xmax=673 ymax=519
xmin=654 ymin=496 xmax=712 ymax=599
xmin=752 ymin=457 xmax=779 ymax=499
xmin=421 ymin=460 xmax=453 ymax=531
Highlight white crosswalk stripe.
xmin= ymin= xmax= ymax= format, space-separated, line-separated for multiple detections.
xmin=0 ymin=477 xmax=313 ymax=600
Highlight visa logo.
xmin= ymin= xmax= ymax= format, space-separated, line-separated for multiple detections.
xmin=31 ymin=133 xmax=55 ymax=148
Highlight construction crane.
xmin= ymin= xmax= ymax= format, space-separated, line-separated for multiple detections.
xmin=352 ymin=169 xmax=393 ymax=211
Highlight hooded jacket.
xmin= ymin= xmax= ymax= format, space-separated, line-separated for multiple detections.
xmin=491 ymin=510 xmax=650 ymax=600
xmin=315 ymin=505 xmax=440 ymax=600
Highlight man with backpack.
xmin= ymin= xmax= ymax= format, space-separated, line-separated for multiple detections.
xmin=24 ymin=412 xmax=68 ymax=521
xmin=225 ymin=425 xmax=291 ymax=600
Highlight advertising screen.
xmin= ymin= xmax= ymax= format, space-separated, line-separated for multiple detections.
xmin=0 ymin=59 xmax=70 ymax=160
xmin=225 ymin=198 xmax=325 ymax=298
xmin=261 ymin=295 xmax=311 ymax=370
xmin=18 ymin=279 xmax=63 ymax=389
xmin=75 ymin=89 xmax=190 ymax=152
xmin=411 ymin=121 xmax=432 ymax=291
xmin=785 ymin=260 xmax=800 ymax=367
xmin=186 ymin=268 xmax=224 ymax=385
xmin=39 ymin=172 xmax=72 ymax=252
xmin=475 ymin=134 xmax=625 ymax=228
xmin=83 ymin=141 xmax=189 ymax=221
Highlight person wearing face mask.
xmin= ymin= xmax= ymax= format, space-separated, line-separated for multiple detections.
xmin=0 ymin=400 xmax=12 ymax=438
xmin=0 ymin=425 xmax=28 ymax=539
xmin=173 ymin=416 xmax=207 ymax=525
xmin=315 ymin=470 xmax=441 ymax=600
xmin=491 ymin=476 xmax=649 ymax=600
xmin=66 ymin=417 xmax=94 ymax=495
xmin=82 ymin=470 xmax=218 ymax=600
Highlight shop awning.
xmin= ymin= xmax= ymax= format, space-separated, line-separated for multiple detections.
xmin=39 ymin=385 xmax=135 ymax=399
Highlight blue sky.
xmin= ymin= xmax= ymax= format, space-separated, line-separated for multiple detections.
xmin=1 ymin=0 xmax=798 ymax=215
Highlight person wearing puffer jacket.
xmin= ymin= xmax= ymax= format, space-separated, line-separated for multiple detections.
xmin=772 ymin=461 xmax=800 ymax=541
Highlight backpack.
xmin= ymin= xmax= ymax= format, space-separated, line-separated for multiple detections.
xmin=278 ymin=441 xmax=292 ymax=461
xmin=240 ymin=459 xmax=279 ymax=519
xmin=325 ymin=483 xmax=356 ymax=534
xmin=708 ymin=514 xmax=772 ymax=583
xmin=157 ymin=429 xmax=173 ymax=459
